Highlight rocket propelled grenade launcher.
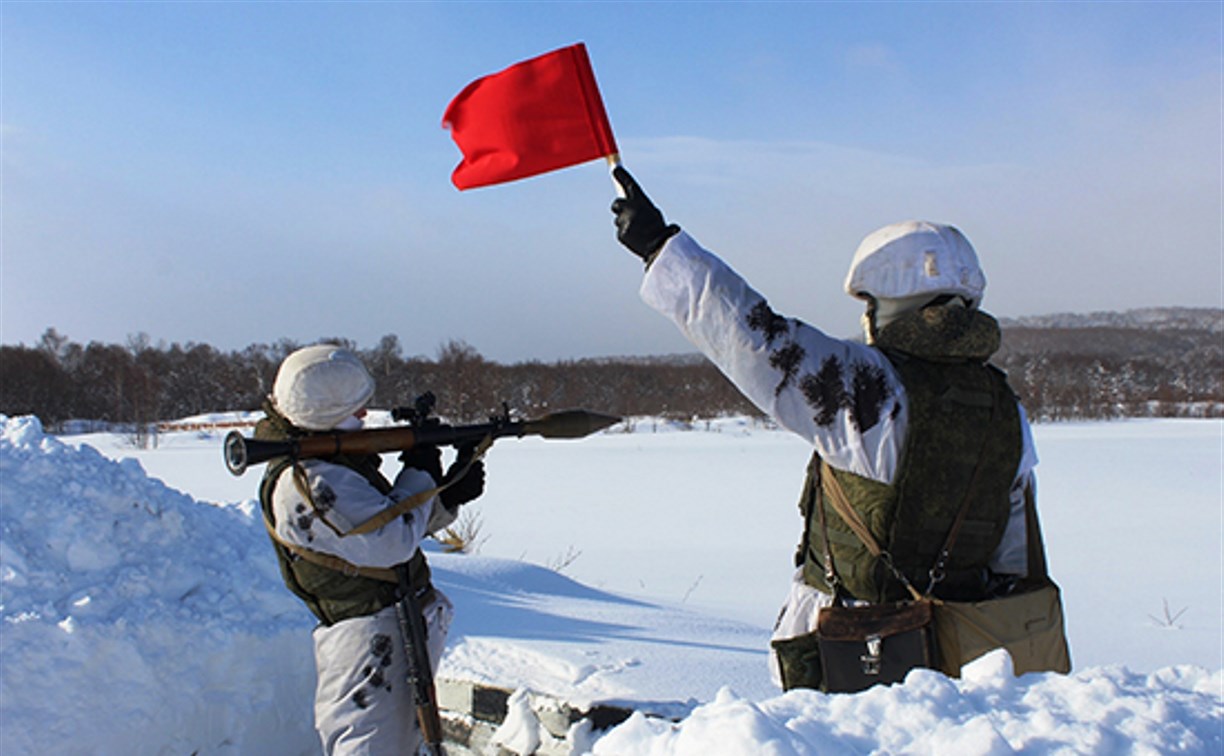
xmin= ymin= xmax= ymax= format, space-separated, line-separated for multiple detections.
xmin=223 ymin=407 xmax=621 ymax=476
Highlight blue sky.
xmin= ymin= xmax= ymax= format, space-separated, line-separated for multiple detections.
xmin=3 ymin=1 xmax=1220 ymax=362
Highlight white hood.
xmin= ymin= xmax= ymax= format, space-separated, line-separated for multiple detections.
xmin=272 ymin=345 xmax=375 ymax=431
xmin=844 ymin=221 xmax=986 ymax=305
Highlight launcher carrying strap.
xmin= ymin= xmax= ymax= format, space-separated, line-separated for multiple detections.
xmin=286 ymin=433 xmax=494 ymax=538
xmin=263 ymin=433 xmax=495 ymax=583
xmin=344 ymin=433 xmax=494 ymax=535
xmin=261 ymin=513 xmax=400 ymax=583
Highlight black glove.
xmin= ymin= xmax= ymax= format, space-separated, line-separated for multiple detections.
xmin=439 ymin=445 xmax=485 ymax=510
xmin=611 ymin=166 xmax=680 ymax=263
xmin=399 ymin=444 xmax=443 ymax=484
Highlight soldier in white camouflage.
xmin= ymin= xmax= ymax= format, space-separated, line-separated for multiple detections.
xmin=255 ymin=344 xmax=485 ymax=753
xmin=609 ymin=167 xmax=1048 ymax=689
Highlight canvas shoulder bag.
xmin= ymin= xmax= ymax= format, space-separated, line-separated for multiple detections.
xmin=931 ymin=483 xmax=1072 ymax=677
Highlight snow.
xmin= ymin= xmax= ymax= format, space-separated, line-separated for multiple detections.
xmin=2 ymin=414 xmax=1221 ymax=754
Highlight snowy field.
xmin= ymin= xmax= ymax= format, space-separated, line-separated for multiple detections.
xmin=1 ymin=414 xmax=1220 ymax=754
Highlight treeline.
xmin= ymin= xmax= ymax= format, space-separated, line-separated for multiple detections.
xmin=0 ymin=330 xmax=754 ymax=429
xmin=2 ymin=322 xmax=1221 ymax=430
xmin=994 ymin=325 xmax=1223 ymax=420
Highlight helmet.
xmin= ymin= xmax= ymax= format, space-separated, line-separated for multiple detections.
xmin=272 ymin=345 xmax=375 ymax=431
xmin=844 ymin=221 xmax=986 ymax=305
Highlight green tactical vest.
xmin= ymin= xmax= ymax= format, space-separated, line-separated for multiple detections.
xmin=800 ymin=306 xmax=1022 ymax=603
xmin=255 ymin=404 xmax=432 ymax=626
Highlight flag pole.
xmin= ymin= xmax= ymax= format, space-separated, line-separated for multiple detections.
xmin=606 ymin=153 xmax=625 ymax=197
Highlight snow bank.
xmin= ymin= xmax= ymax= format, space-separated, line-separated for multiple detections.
xmin=0 ymin=416 xmax=318 ymax=755
xmin=593 ymin=659 xmax=1223 ymax=755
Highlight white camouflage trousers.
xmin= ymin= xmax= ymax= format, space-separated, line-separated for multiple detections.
xmin=312 ymin=591 xmax=453 ymax=755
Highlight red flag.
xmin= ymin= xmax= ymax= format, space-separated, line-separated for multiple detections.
xmin=443 ymin=43 xmax=619 ymax=190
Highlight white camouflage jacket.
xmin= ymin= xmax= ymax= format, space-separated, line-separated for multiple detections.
xmin=639 ymin=232 xmax=1038 ymax=657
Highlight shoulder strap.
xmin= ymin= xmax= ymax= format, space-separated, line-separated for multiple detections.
xmin=925 ymin=446 xmax=990 ymax=590
xmin=1023 ymin=479 xmax=1050 ymax=581
xmin=819 ymin=462 xmax=882 ymax=557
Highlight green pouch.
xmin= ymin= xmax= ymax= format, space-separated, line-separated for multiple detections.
xmin=771 ymin=629 xmax=824 ymax=691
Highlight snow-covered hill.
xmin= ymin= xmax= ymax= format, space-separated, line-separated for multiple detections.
xmin=999 ymin=306 xmax=1222 ymax=333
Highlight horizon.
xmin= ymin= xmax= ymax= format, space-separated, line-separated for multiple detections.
xmin=4 ymin=2 xmax=1221 ymax=363
xmin=10 ymin=303 xmax=1221 ymax=364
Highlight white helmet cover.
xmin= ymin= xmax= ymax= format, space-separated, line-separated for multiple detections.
xmin=272 ymin=345 xmax=375 ymax=431
xmin=844 ymin=221 xmax=986 ymax=305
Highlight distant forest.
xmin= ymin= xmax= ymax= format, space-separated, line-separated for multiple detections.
xmin=2 ymin=309 xmax=1221 ymax=431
